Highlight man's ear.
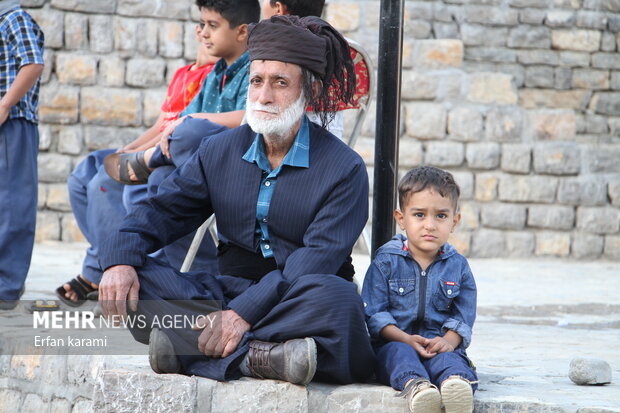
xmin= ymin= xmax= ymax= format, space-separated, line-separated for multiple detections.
xmin=237 ymin=24 xmax=249 ymax=42
xmin=275 ymin=2 xmax=289 ymax=15
xmin=311 ymin=79 xmax=322 ymax=100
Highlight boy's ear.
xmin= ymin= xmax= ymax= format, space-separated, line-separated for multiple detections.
xmin=236 ymin=24 xmax=249 ymax=43
xmin=394 ymin=209 xmax=404 ymax=230
xmin=275 ymin=2 xmax=289 ymax=15
xmin=451 ymin=212 xmax=461 ymax=233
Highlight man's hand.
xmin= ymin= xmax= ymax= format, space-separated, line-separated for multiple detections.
xmin=0 ymin=104 xmax=9 ymax=127
xmin=426 ymin=336 xmax=455 ymax=354
xmin=192 ymin=309 xmax=250 ymax=358
xmin=407 ymin=334 xmax=436 ymax=359
xmin=159 ymin=116 xmax=186 ymax=158
xmin=99 ymin=265 xmax=140 ymax=318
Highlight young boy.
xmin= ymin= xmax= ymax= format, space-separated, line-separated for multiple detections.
xmin=361 ymin=166 xmax=478 ymax=413
xmin=0 ymin=2 xmax=44 ymax=310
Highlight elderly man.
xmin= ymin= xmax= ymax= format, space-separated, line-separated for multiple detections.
xmin=98 ymin=15 xmax=374 ymax=385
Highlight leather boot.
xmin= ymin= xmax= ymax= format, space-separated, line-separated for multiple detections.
xmin=149 ymin=328 xmax=181 ymax=374
xmin=243 ymin=338 xmax=317 ymax=385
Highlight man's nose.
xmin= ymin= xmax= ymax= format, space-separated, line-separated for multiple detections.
xmin=257 ymin=84 xmax=274 ymax=105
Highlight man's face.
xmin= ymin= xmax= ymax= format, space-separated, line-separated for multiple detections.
xmin=246 ymin=60 xmax=306 ymax=137
xmin=198 ymin=8 xmax=240 ymax=60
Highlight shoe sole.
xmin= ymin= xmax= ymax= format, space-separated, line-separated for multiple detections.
xmin=441 ymin=379 xmax=473 ymax=413
xmin=299 ymin=337 xmax=317 ymax=386
xmin=149 ymin=328 xmax=180 ymax=374
xmin=409 ymin=387 xmax=441 ymax=413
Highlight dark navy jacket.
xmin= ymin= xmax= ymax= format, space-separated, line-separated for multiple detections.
xmin=99 ymin=122 xmax=369 ymax=325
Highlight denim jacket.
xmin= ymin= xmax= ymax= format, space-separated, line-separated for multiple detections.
xmin=361 ymin=234 xmax=477 ymax=349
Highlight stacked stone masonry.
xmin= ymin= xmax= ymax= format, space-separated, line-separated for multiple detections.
xmin=26 ymin=0 xmax=620 ymax=259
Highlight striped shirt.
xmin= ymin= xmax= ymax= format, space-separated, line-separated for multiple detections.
xmin=0 ymin=8 xmax=44 ymax=123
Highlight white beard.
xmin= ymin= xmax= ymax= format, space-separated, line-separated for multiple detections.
xmin=246 ymin=92 xmax=307 ymax=140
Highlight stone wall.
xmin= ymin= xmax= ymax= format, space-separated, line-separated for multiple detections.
xmin=25 ymin=0 xmax=620 ymax=259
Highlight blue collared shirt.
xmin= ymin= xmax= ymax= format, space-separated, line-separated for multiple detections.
xmin=181 ymin=52 xmax=249 ymax=116
xmin=242 ymin=116 xmax=310 ymax=258
xmin=0 ymin=8 xmax=44 ymax=123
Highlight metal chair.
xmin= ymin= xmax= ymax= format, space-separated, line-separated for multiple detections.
xmin=181 ymin=39 xmax=375 ymax=272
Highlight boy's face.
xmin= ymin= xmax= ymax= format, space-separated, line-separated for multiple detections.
xmin=198 ymin=8 xmax=245 ymax=60
xmin=394 ymin=188 xmax=460 ymax=262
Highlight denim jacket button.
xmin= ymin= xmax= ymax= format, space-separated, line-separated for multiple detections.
xmin=398 ymin=287 xmax=404 ymax=293
xmin=447 ymin=289 xmax=452 ymax=295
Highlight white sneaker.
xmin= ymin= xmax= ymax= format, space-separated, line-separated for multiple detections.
xmin=400 ymin=379 xmax=441 ymax=413
xmin=441 ymin=376 xmax=474 ymax=413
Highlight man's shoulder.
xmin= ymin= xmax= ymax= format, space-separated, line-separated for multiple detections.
xmin=308 ymin=121 xmax=364 ymax=165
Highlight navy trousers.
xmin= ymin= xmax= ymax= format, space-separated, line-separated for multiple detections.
xmin=0 ymin=118 xmax=38 ymax=300
xmin=375 ymin=341 xmax=478 ymax=392
xmin=130 ymin=257 xmax=376 ymax=384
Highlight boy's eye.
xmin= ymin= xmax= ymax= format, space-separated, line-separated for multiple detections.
xmin=199 ymin=22 xmax=205 ymax=29
xmin=437 ymin=213 xmax=447 ymax=219
xmin=414 ymin=213 xmax=424 ymax=218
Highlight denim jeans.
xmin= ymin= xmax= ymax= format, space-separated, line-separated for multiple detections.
xmin=375 ymin=341 xmax=478 ymax=392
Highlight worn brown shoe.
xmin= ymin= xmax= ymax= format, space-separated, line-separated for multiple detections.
xmin=149 ymin=328 xmax=181 ymax=374
xmin=244 ymin=338 xmax=317 ymax=385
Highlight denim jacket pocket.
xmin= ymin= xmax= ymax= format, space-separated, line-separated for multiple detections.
xmin=432 ymin=279 xmax=460 ymax=312
xmin=388 ymin=278 xmax=416 ymax=312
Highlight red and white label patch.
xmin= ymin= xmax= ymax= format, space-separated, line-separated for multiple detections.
xmin=445 ymin=281 xmax=456 ymax=286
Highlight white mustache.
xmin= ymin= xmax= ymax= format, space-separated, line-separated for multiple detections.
xmin=248 ymin=102 xmax=280 ymax=114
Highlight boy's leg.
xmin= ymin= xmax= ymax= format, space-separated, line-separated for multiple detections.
xmin=0 ymin=119 xmax=38 ymax=301
xmin=375 ymin=341 xmax=429 ymax=391
xmin=422 ymin=349 xmax=478 ymax=392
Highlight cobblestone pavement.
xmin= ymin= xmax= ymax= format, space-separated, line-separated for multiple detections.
xmin=1 ymin=242 xmax=618 ymax=412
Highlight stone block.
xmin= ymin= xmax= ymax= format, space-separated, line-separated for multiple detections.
xmin=517 ymin=49 xmax=559 ymax=65
xmin=519 ymin=89 xmax=591 ymax=110
xmin=39 ymin=83 xmax=79 ymax=124
xmin=577 ymin=207 xmax=620 ymax=234
xmin=51 ymin=0 xmax=116 ymax=13
xmin=533 ymin=143 xmax=581 ymax=175
xmin=572 ymin=232 xmax=604 ymax=258
xmin=38 ymin=184 xmax=47 ymax=209
xmin=592 ymin=53 xmax=620 ymax=69
xmin=553 ymin=29 xmax=602 ymax=52
xmin=410 ymin=39 xmax=463 ymax=69
xmin=601 ymin=32 xmax=616 ymax=52
xmin=401 ymin=71 xmax=438 ymax=100
xmin=0 ymin=390 xmax=23 ymax=413
xmin=529 ymin=110 xmax=577 ymax=140
xmin=555 ymin=67 xmax=572 ymax=90
xmin=499 ymin=175 xmax=558 ymax=203
xmin=71 ymin=399 xmax=93 ymax=413
xmin=406 ymin=20 xmax=432 ymax=39
xmin=610 ymin=117 xmax=620 ymax=135
xmin=144 ymin=88 xmax=167 ymax=127
xmin=448 ymin=107 xmax=483 ymax=141
xmin=471 ymin=228 xmax=506 ymax=257
xmin=399 ymin=139 xmax=424 ymax=168
xmin=507 ymin=25 xmax=551 ymax=48
xmin=84 ymin=126 xmax=142 ymax=151
xmin=308 ymin=383 xmax=404 ymax=413
xmin=451 ymin=172 xmax=474 ymax=200
xmin=505 ymin=231 xmax=535 ymax=257
xmin=81 ymin=87 xmax=142 ymax=126
xmin=485 ymin=107 xmax=524 ymax=142
xmin=136 ymin=19 xmax=159 ymax=56
xmin=424 ymin=141 xmax=464 ymax=167
xmin=50 ymin=398 xmax=71 ymax=413
xmin=525 ymin=65 xmax=554 ymax=88
xmin=467 ymin=73 xmax=517 ymax=105
xmin=38 ymin=153 xmax=72 ymax=183
xmin=558 ymin=177 xmax=609 ymax=205
xmin=35 ymin=211 xmax=61 ymax=241
xmin=610 ymin=180 xmax=620 ymax=206
xmin=585 ymin=114 xmax=609 ymax=134
xmin=604 ymin=235 xmax=620 ymax=258
xmin=544 ymin=10 xmax=575 ymax=27
xmin=325 ymin=2 xmax=360 ymax=32
xmin=481 ymin=203 xmax=527 ymax=229
xmin=38 ymin=124 xmax=53 ymax=151
xmin=113 ymin=17 xmax=138 ymax=52
xmin=461 ymin=24 xmax=508 ymax=46
xmin=47 ymin=184 xmax=71 ymax=212
xmin=475 ymin=172 xmax=499 ymax=201
xmin=576 ymin=11 xmax=609 ymax=29
xmin=117 ymin=0 xmax=190 ymax=19
xmin=612 ymin=15 xmax=620 ymax=32
xmin=89 ymin=15 xmax=114 ymax=53
xmin=21 ymin=393 xmax=48 ymax=413
xmin=184 ymin=22 xmax=199 ymax=61
xmin=41 ymin=49 xmax=54 ymax=85
xmin=56 ymin=53 xmax=97 ymax=85
xmin=436 ymin=72 xmax=465 ymax=100
xmin=21 ymin=0 xmax=46 ymax=6
xmin=586 ymin=0 xmax=620 ymax=12
xmin=466 ymin=142 xmax=501 ymax=169
xmin=528 ymin=205 xmax=575 ymax=229
xmin=464 ymin=5 xmax=519 ymax=25
xmin=457 ymin=201 xmax=479 ymax=229
xmin=501 ymin=144 xmax=531 ymax=173
xmin=559 ymin=51 xmax=591 ymax=67
xmin=519 ymin=9 xmax=546 ymax=24
xmin=404 ymin=103 xmax=446 ymax=139
xmin=508 ymin=0 xmax=550 ymax=7
xmin=61 ymin=12 xmax=89 ymax=51
xmin=465 ymin=47 xmax=516 ymax=63
xmin=448 ymin=231 xmax=471 ymax=256
xmin=93 ymin=370 xmax=198 ymax=412
xmin=28 ymin=8 xmax=64 ymax=48
xmin=57 ymin=126 xmax=83 ymax=155
xmin=212 ymin=378 xmax=307 ymax=413
xmin=433 ymin=22 xmax=459 ymax=39
xmin=159 ymin=21 xmax=184 ymax=58
xmin=569 ymin=357 xmax=612 ymax=385
xmin=99 ymin=56 xmax=125 ymax=87
xmin=536 ymin=232 xmax=571 ymax=256
xmin=587 ymin=145 xmax=620 ymax=172
xmin=126 ymin=58 xmax=166 ymax=88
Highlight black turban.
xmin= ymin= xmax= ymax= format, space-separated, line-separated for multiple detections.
xmin=248 ymin=15 xmax=356 ymax=111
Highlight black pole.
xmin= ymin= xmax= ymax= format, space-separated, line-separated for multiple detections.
xmin=372 ymin=0 xmax=404 ymax=258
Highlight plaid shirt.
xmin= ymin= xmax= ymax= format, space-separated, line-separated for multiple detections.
xmin=0 ymin=8 xmax=44 ymax=123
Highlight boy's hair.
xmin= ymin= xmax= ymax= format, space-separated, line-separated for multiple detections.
xmin=269 ymin=0 xmax=326 ymax=17
xmin=398 ymin=166 xmax=460 ymax=211
xmin=196 ymin=0 xmax=260 ymax=28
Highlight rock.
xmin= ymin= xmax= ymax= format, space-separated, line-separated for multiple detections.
xmin=569 ymin=357 xmax=612 ymax=385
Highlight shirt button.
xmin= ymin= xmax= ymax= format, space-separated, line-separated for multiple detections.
xmin=262 ymin=218 xmax=267 ymax=223
xmin=398 ymin=287 xmax=404 ymax=293
xmin=264 ymin=244 xmax=270 ymax=250
xmin=447 ymin=289 xmax=452 ymax=295
xmin=265 ymin=181 xmax=271 ymax=187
